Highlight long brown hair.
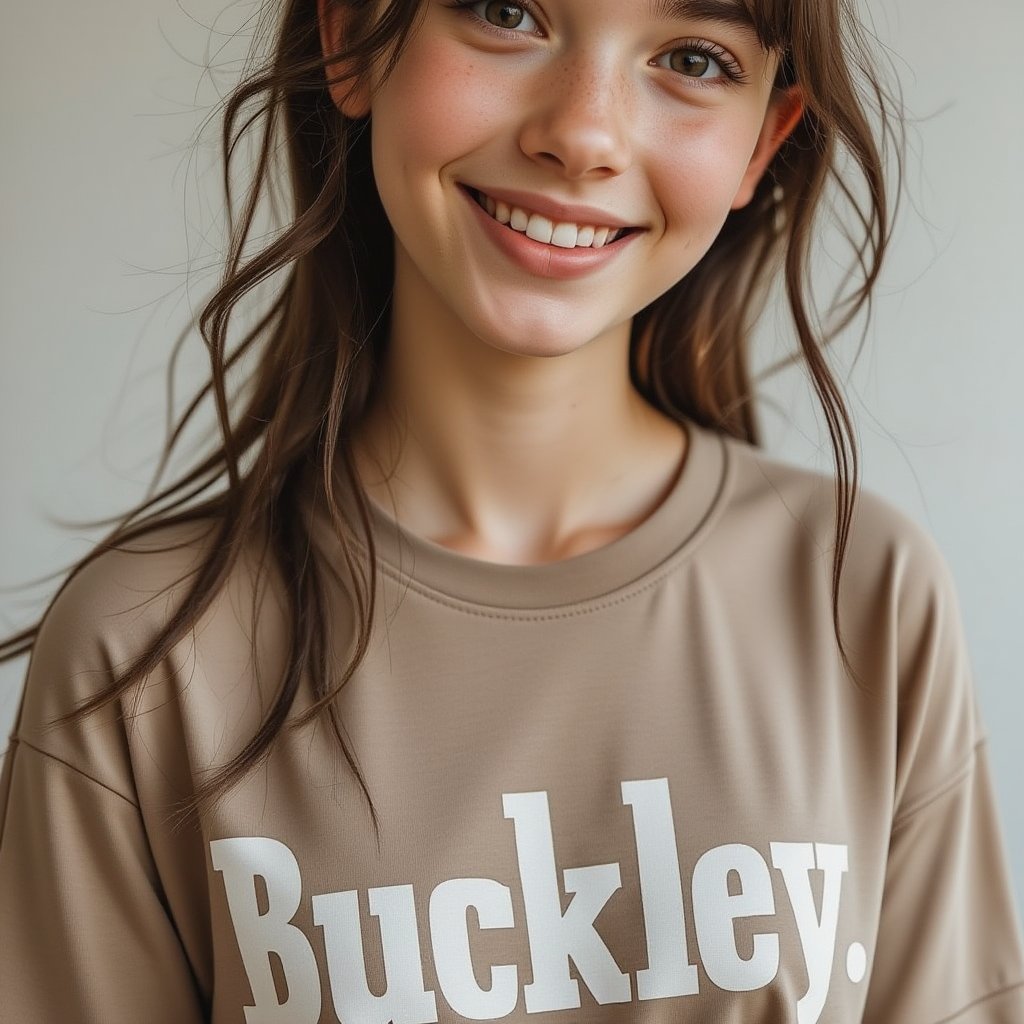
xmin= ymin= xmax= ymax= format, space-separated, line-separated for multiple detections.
xmin=0 ymin=0 xmax=906 ymax=845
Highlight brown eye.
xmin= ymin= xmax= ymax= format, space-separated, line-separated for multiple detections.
xmin=671 ymin=51 xmax=714 ymax=79
xmin=483 ymin=2 xmax=528 ymax=31
xmin=449 ymin=0 xmax=542 ymax=37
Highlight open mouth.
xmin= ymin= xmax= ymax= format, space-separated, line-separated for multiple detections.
xmin=460 ymin=184 xmax=641 ymax=246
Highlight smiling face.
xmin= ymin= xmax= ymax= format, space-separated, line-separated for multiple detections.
xmin=320 ymin=0 xmax=802 ymax=360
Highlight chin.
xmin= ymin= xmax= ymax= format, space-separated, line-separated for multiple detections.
xmin=472 ymin=310 xmax=625 ymax=362
xmin=476 ymin=326 xmax=589 ymax=361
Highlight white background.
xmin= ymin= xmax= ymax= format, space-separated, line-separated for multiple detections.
xmin=2 ymin=0 xmax=1022 ymax=927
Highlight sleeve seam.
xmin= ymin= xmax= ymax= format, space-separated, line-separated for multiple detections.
xmin=891 ymin=735 xmax=986 ymax=832
xmin=931 ymin=979 xmax=1024 ymax=1023
xmin=11 ymin=735 xmax=140 ymax=809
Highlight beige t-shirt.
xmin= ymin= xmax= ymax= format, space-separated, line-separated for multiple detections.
xmin=1 ymin=415 xmax=1023 ymax=1023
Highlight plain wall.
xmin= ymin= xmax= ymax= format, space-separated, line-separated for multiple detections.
xmin=2 ymin=0 xmax=1022 ymax=927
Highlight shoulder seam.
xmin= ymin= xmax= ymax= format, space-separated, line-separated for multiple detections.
xmin=931 ymin=978 xmax=1024 ymax=1023
xmin=891 ymin=735 xmax=986 ymax=831
xmin=11 ymin=736 xmax=140 ymax=809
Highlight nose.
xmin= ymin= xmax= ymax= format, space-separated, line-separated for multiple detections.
xmin=518 ymin=50 xmax=635 ymax=180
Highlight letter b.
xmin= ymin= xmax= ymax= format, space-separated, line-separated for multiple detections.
xmin=210 ymin=836 xmax=321 ymax=1024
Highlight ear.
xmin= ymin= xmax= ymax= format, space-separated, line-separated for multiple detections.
xmin=317 ymin=0 xmax=373 ymax=119
xmin=731 ymin=84 xmax=804 ymax=210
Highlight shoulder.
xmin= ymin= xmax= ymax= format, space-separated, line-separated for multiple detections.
xmin=724 ymin=436 xmax=977 ymax=737
xmin=32 ymin=517 xmax=239 ymax=675
xmin=12 ymin=516 xmax=289 ymax=780
xmin=722 ymin=433 xmax=959 ymax=610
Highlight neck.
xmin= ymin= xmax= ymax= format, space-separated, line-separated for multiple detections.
xmin=348 ymin=333 xmax=686 ymax=565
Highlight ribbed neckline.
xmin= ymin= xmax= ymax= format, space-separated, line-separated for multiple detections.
xmin=310 ymin=413 xmax=731 ymax=610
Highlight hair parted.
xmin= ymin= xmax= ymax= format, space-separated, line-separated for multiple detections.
xmin=1 ymin=0 xmax=907 ymax=848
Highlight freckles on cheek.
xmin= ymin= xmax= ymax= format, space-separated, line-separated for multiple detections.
xmin=395 ymin=42 xmax=500 ymax=154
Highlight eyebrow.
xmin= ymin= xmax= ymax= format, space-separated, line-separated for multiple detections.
xmin=647 ymin=0 xmax=758 ymax=33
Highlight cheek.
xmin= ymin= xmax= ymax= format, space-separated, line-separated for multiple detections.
xmin=374 ymin=37 xmax=504 ymax=173
xmin=646 ymin=116 xmax=759 ymax=226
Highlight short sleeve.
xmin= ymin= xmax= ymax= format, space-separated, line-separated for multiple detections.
xmin=860 ymin=526 xmax=1024 ymax=1022
xmin=0 ymin=740 xmax=205 ymax=1023
xmin=0 ymin=546 xmax=208 ymax=1024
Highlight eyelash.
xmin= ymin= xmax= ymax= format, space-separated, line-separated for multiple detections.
xmin=441 ymin=0 xmax=748 ymax=89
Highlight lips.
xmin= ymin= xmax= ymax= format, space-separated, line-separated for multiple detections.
xmin=457 ymin=177 xmax=645 ymax=279
xmin=460 ymin=184 xmax=640 ymax=244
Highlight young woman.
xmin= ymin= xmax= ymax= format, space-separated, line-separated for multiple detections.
xmin=1 ymin=0 xmax=1022 ymax=1020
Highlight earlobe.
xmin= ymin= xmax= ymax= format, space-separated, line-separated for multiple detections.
xmin=318 ymin=0 xmax=373 ymax=119
xmin=731 ymin=84 xmax=805 ymax=211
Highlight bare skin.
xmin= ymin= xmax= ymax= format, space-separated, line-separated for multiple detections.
xmin=320 ymin=0 xmax=803 ymax=565
xmin=350 ymin=377 xmax=688 ymax=565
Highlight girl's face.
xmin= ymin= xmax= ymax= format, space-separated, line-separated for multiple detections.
xmin=324 ymin=0 xmax=801 ymax=360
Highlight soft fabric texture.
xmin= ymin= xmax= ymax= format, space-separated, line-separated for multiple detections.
xmin=2 ymin=414 xmax=1023 ymax=1023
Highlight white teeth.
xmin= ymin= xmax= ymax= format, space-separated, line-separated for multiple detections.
xmin=508 ymin=204 xmax=530 ymax=231
xmin=476 ymin=190 xmax=625 ymax=248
